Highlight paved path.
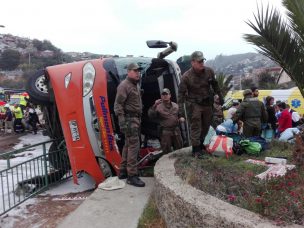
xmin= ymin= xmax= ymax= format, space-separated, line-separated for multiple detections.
xmin=58 ymin=177 xmax=154 ymax=228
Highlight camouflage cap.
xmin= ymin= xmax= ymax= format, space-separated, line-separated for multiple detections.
xmin=191 ymin=51 xmax=206 ymax=61
xmin=127 ymin=62 xmax=142 ymax=71
xmin=161 ymin=88 xmax=171 ymax=94
xmin=243 ymin=89 xmax=253 ymax=96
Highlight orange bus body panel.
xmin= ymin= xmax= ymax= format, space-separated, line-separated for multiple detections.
xmin=47 ymin=61 xmax=108 ymax=185
xmin=93 ymin=60 xmax=121 ymax=173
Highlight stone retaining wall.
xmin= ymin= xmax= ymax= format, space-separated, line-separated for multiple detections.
xmin=153 ymin=147 xmax=300 ymax=228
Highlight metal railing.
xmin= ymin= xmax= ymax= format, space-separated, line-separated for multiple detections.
xmin=0 ymin=139 xmax=72 ymax=216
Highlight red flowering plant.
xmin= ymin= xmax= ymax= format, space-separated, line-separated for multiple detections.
xmin=175 ymin=138 xmax=304 ymax=226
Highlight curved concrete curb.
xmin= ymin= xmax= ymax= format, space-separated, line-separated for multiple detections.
xmin=154 ymin=147 xmax=300 ymax=228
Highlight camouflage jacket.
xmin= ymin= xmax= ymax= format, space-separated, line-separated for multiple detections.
xmin=114 ymin=77 xmax=142 ymax=123
xmin=178 ymin=67 xmax=222 ymax=116
xmin=148 ymin=101 xmax=179 ymax=129
xmin=233 ymin=97 xmax=268 ymax=127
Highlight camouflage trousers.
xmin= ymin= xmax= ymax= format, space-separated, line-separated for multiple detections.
xmin=160 ymin=128 xmax=183 ymax=154
xmin=189 ymin=104 xmax=213 ymax=147
xmin=243 ymin=123 xmax=261 ymax=138
xmin=120 ymin=117 xmax=140 ymax=176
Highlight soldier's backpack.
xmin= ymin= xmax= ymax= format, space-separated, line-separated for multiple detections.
xmin=208 ymin=135 xmax=233 ymax=158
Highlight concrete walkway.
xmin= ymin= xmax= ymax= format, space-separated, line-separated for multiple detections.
xmin=58 ymin=177 xmax=154 ymax=228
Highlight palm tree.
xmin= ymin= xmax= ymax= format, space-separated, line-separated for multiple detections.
xmin=216 ymin=73 xmax=233 ymax=97
xmin=243 ymin=0 xmax=304 ymax=97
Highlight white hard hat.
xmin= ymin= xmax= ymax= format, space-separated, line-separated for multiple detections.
xmin=4 ymin=104 xmax=10 ymax=108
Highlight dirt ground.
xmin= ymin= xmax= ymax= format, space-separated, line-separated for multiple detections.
xmin=0 ymin=132 xmax=23 ymax=154
xmin=0 ymin=132 xmax=94 ymax=228
xmin=0 ymin=191 xmax=93 ymax=228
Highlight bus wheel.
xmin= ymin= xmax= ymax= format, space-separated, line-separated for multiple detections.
xmin=26 ymin=69 xmax=51 ymax=105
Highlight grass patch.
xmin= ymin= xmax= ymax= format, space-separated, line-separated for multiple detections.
xmin=138 ymin=194 xmax=166 ymax=228
xmin=175 ymin=140 xmax=304 ymax=226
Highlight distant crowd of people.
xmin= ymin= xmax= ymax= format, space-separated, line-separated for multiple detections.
xmin=0 ymin=102 xmax=41 ymax=135
xmin=214 ymin=86 xmax=303 ymax=141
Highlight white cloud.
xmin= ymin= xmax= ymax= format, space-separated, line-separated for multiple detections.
xmin=0 ymin=0 xmax=285 ymax=59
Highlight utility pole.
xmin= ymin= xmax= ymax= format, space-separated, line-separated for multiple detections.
xmin=28 ymin=52 xmax=31 ymax=66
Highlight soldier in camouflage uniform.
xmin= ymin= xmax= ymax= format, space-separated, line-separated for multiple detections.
xmin=178 ymin=51 xmax=224 ymax=158
xmin=114 ymin=62 xmax=145 ymax=187
xmin=233 ymin=89 xmax=268 ymax=137
xmin=148 ymin=88 xmax=183 ymax=154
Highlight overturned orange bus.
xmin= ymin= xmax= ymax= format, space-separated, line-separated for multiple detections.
xmin=26 ymin=41 xmax=186 ymax=185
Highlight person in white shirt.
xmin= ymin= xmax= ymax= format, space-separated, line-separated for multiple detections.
xmin=226 ymin=101 xmax=239 ymax=120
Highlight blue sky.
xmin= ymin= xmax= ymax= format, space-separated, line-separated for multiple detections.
xmin=0 ymin=0 xmax=284 ymax=60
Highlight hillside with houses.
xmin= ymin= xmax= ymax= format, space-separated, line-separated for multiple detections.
xmin=0 ymin=33 xmax=292 ymax=90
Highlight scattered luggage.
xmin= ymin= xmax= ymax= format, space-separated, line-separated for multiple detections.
xmin=239 ymin=139 xmax=262 ymax=156
xmin=208 ymin=135 xmax=233 ymax=158
xmin=247 ymin=136 xmax=268 ymax=151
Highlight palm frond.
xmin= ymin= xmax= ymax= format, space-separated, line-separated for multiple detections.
xmin=243 ymin=3 xmax=304 ymax=95
xmin=283 ymin=0 xmax=304 ymax=44
xmin=216 ymin=73 xmax=233 ymax=97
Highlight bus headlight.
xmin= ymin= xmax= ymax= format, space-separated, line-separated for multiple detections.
xmin=83 ymin=62 xmax=96 ymax=97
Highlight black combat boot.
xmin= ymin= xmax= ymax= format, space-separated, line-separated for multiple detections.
xmin=118 ymin=170 xmax=128 ymax=180
xmin=192 ymin=145 xmax=204 ymax=159
xmin=127 ymin=176 xmax=145 ymax=187
xmin=192 ymin=145 xmax=207 ymax=159
xmin=200 ymin=141 xmax=207 ymax=153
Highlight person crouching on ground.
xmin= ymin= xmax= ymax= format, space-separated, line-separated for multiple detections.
xmin=226 ymin=100 xmax=239 ymax=120
xmin=233 ymin=89 xmax=268 ymax=137
xmin=148 ymin=88 xmax=183 ymax=154
xmin=277 ymin=102 xmax=292 ymax=135
xmin=114 ymin=62 xmax=145 ymax=187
